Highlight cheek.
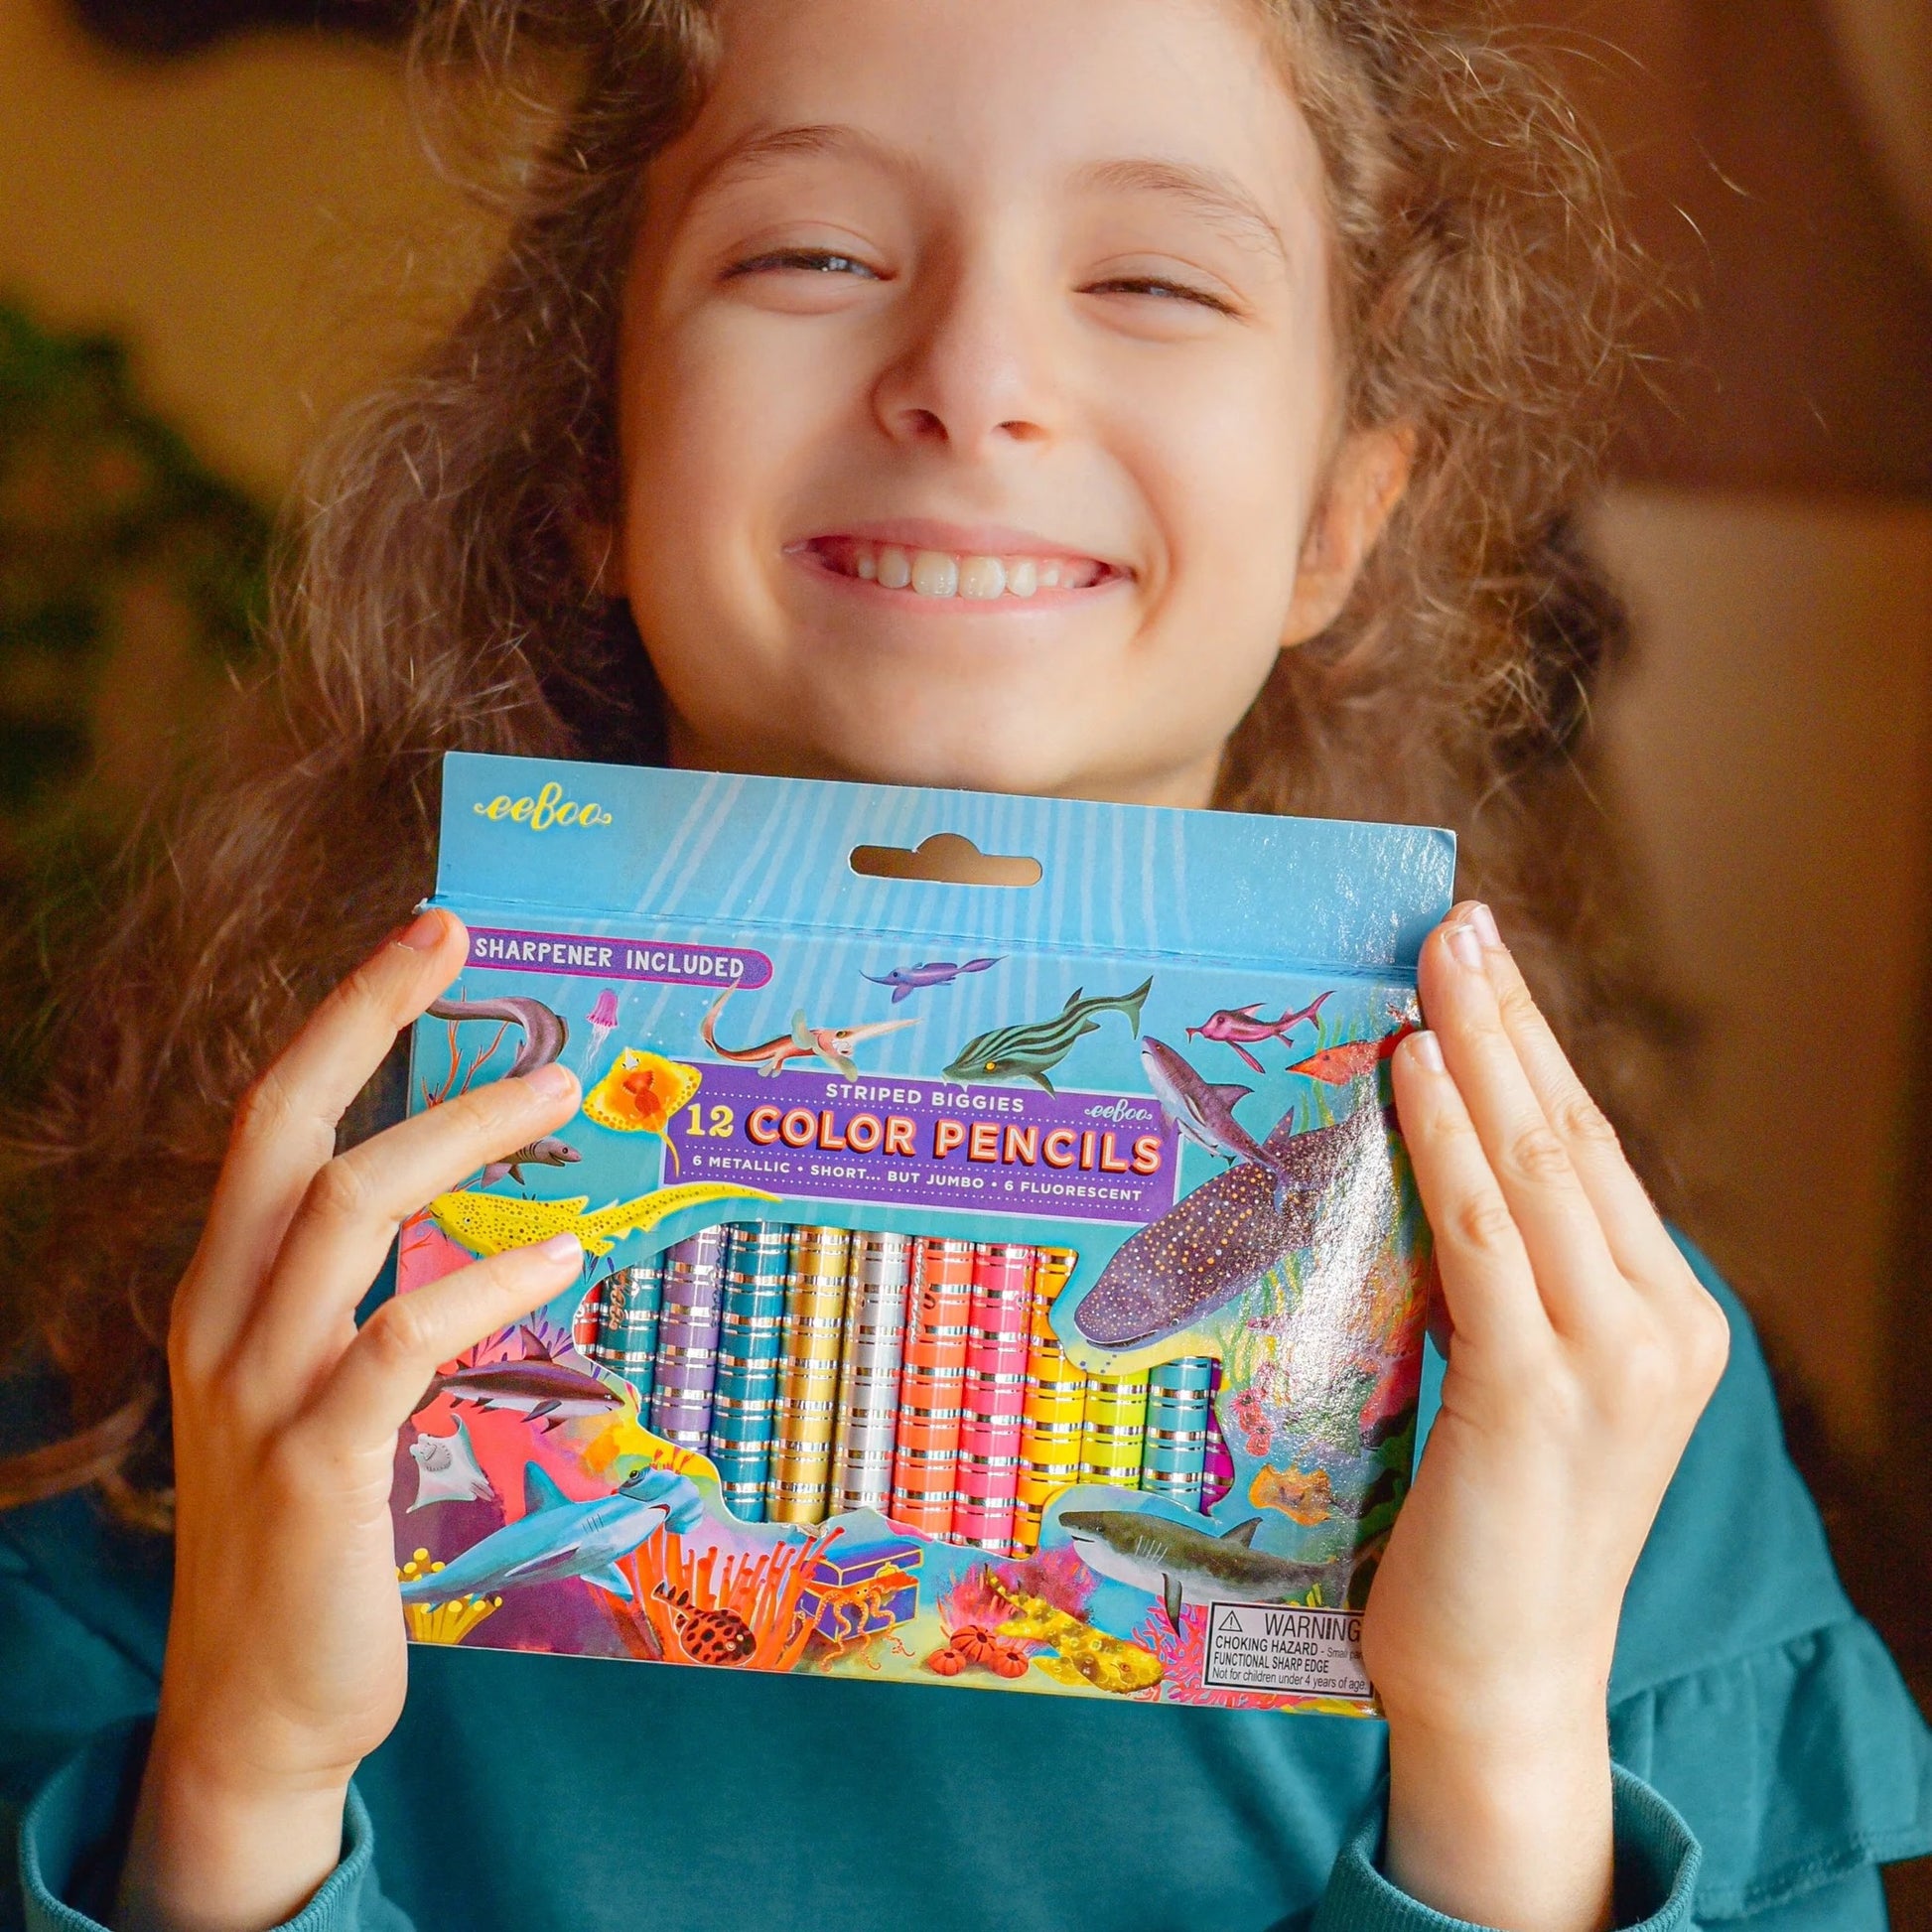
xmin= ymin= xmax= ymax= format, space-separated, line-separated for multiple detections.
xmin=1127 ymin=343 xmax=1328 ymax=622
xmin=617 ymin=313 xmax=850 ymax=584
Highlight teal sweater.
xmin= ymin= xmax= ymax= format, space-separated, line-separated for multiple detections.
xmin=4 ymin=1247 xmax=1929 ymax=1932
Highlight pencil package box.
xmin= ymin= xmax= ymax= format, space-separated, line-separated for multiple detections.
xmin=390 ymin=751 xmax=1454 ymax=1716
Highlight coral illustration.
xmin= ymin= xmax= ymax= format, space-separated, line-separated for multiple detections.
xmin=615 ymin=1528 xmax=835 ymax=1672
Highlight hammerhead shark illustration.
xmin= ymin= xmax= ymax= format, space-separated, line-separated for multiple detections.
xmin=701 ymin=989 xmax=914 ymax=1078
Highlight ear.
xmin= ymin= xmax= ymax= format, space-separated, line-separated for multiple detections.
xmin=1280 ymin=422 xmax=1414 ymax=647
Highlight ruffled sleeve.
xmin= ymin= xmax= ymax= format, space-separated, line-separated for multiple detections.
xmin=1610 ymin=1616 xmax=1931 ymax=1920
xmin=1601 ymin=1239 xmax=1932 ymax=1921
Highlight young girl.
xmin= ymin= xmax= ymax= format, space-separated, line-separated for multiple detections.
xmin=3 ymin=1 xmax=1928 ymax=1929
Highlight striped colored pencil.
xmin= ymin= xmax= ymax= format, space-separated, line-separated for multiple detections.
xmin=952 ymin=1242 xmax=1035 ymax=1555
xmin=1016 ymin=1247 xmax=1087 ymax=1551
xmin=1140 ymin=1356 xmax=1214 ymax=1508
xmin=1080 ymin=1369 xmax=1150 ymax=1490
xmin=708 ymin=1223 xmax=790 ymax=1522
xmin=768 ymin=1225 xmax=851 ymax=1525
xmin=648 ymin=1229 xmax=726 ymax=1451
xmin=832 ymin=1232 xmax=913 ymax=1514
xmin=590 ymin=1262 xmax=661 ymax=1403
xmin=1200 ymin=1360 xmax=1236 ymax=1512
xmin=889 ymin=1236 xmax=975 ymax=1537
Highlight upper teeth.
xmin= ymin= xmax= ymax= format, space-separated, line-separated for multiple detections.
xmin=828 ymin=541 xmax=1095 ymax=599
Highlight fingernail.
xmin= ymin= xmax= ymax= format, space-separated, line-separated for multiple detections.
xmin=1409 ymin=1029 xmax=1445 ymax=1073
xmin=1467 ymin=902 xmax=1502 ymax=949
xmin=524 ymin=1062 xmax=577 ymax=1102
xmin=1446 ymin=922 xmax=1484 ymax=972
xmin=397 ymin=908 xmax=445 ymax=951
xmin=537 ymin=1232 xmax=582 ymax=1266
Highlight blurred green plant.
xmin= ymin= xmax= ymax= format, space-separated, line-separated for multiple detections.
xmin=0 ymin=300 xmax=270 ymax=1095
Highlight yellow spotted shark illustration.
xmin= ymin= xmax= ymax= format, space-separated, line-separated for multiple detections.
xmin=429 ymin=1182 xmax=776 ymax=1259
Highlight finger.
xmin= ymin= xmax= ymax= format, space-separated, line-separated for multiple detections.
xmin=235 ymin=1059 xmax=582 ymax=1407
xmin=1419 ymin=911 xmax=1626 ymax=1338
xmin=178 ymin=910 xmax=470 ymax=1367
xmin=304 ymin=1233 xmax=586 ymax=1448
xmin=1391 ymin=1030 xmax=1546 ymax=1360
xmin=1459 ymin=904 xmax=1687 ymax=1291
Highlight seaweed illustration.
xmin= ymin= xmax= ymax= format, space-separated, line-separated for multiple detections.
xmin=418 ymin=1011 xmax=513 ymax=1111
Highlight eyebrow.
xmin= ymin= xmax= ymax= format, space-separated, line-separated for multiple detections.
xmin=1073 ymin=157 xmax=1290 ymax=267
xmin=680 ymin=122 xmax=915 ymax=209
xmin=679 ymin=124 xmax=1290 ymax=270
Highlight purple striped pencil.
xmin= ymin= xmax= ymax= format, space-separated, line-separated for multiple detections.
xmin=648 ymin=1228 xmax=725 ymax=1451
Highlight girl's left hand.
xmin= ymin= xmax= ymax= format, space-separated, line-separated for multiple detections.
xmin=1368 ymin=901 xmax=1730 ymax=1932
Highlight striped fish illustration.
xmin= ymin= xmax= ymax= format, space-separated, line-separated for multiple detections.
xmin=941 ymin=978 xmax=1153 ymax=1092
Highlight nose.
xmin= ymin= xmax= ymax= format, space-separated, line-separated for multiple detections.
xmin=872 ymin=253 xmax=1059 ymax=456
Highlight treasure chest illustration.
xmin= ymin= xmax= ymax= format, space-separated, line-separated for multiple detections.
xmin=800 ymin=1535 xmax=923 ymax=1643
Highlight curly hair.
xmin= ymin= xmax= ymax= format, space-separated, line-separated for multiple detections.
xmin=1 ymin=0 xmax=1675 ymax=1515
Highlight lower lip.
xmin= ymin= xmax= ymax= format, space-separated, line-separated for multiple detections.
xmin=786 ymin=546 xmax=1126 ymax=613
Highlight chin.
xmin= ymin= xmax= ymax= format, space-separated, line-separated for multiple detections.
xmin=812 ymin=719 xmax=1087 ymax=797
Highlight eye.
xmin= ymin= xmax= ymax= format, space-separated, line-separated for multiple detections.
xmin=725 ymin=248 xmax=883 ymax=281
xmin=985 ymin=1061 xmax=998 ymax=1072
xmin=1083 ymin=275 xmax=1236 ymax=317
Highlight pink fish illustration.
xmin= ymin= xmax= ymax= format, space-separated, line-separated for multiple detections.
xmin=1186 ymin=993 xmax=1332 ymax=1073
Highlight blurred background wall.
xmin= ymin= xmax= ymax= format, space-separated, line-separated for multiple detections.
xmin=0 ymin=0 xmax=1927 ymax=1908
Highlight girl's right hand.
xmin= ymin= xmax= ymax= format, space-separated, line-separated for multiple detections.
xmin=118 ymin=911 xmax=584 ymax=1932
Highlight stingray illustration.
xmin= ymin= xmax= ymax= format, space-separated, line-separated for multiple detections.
xmin=1071 ymin=1098 xmax=1393 ymax=1350
xmin=407 ymin=1416 xmax=498 ymax=1511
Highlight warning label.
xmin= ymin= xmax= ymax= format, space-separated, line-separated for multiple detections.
xmin=1201 ymin=1602 xmax=1373 ymax=1700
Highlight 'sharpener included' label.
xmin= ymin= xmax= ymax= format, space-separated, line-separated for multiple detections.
xmin=1202 ymin=1602 xmax=1372 ymax=1700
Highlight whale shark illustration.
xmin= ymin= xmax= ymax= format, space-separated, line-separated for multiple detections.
xmin=1071 ymin=1098 xmax=1391 ymax=1351
xmin=397 ymin=1462 xmax=701 ymax=1605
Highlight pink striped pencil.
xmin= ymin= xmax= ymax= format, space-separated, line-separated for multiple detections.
xmin=951 ymin=1242 xmax=1034 ymax=1555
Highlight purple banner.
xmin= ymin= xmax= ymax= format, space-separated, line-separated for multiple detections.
xmin=468 ymin=926 xmax=771 ymax=990
xmin=671 ymin=1063 xmax=1180 ymax=1226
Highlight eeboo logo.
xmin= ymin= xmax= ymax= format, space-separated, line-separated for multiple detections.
xmin=473 ymin=780 xmax=613 ymax=831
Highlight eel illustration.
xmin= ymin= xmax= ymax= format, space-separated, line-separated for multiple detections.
xmin=427 ymin=996 xmax=569 ymax=1079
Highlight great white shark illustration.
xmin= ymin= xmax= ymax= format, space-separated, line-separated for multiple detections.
xmin=1059 ymin=1506 xmax=1339 ymax=1630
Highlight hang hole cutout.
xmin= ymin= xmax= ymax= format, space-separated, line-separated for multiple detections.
xmin=848 ymin=833 xmax=1043 ymax=889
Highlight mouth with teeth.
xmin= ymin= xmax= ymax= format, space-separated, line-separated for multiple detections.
xmin=793 ymin=536 xmax=1122 ymax=602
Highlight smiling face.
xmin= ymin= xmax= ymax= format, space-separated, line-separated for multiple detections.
xmin=610 ymin=0 xmax=1404 ymax=806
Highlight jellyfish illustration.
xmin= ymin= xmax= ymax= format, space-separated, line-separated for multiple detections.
xmin=582 ymin=989 xmax=621 ymax=1074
